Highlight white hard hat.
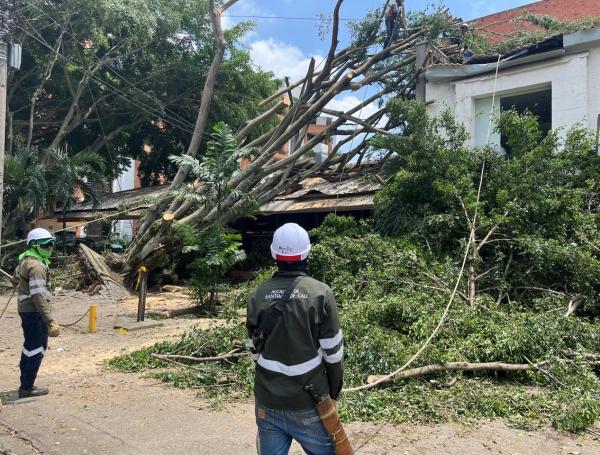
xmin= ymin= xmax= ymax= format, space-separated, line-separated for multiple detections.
xmin=27 ymin=228 xmax=55 ymax=245
xmin=271 ymin=223 xmax=311 ymax=262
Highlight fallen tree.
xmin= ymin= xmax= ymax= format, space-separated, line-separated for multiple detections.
xmin=103 ymin=0 xmax=462 ymax=282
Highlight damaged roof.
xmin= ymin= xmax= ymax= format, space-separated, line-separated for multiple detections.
xmin=260 ymin=177 xmax=381 ymax=215
xmin=62 ymin=175 xmax=381 ymax=220
xmin=61 ymin=185 xmax=170 ymax=220
xmin=426 ymin=26 xmax=600 ymax=82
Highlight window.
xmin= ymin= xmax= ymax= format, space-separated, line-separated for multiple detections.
xmin=473 ymin=87 xmax=552 ymax=153
xmin=500 ymin=89 xmax=552 ymax=155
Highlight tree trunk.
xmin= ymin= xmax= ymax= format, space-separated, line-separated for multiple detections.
xmin=119 ymin=4 xmax=461 ymax=281
xmin=132 ymin=0 xmax=240 ymax=246
xmin=78 ymin=244 xmax=130 ymax=300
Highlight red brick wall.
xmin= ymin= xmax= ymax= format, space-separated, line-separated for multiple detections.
xmin=472 ymin=0 xmax=600 ymax=44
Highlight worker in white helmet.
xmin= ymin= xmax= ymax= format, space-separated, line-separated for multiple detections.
xmin=13 ymin=228 xmax=60 ymax=398
xmin=246 ymin=223 xmax=344 ymax=455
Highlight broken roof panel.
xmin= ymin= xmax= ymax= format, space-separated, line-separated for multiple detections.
xmin=279 ymin=178 xmax=381 ymax=201
xmin=260 ymin=195 xmax=376 ymax=215
xmin=426 ymin=26 xmax=600 ymax=83
xmin=260 ymin=177 xmax=381 ymax=215
xmin=68 ymin=185 xmax=170 ymax=212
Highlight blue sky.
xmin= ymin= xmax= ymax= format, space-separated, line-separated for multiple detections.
xmin=226 ymin=0 xmax=536 ymax=82
xmin=224 ymin=0 xmax=537 ymax=137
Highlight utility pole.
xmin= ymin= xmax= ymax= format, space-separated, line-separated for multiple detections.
xmin=0 ymin=1 xmax=12 ymax=252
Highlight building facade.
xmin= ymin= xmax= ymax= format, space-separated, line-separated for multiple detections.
xmin=423 ymin=28 xmax=600 ymax=149
xmin=472 ymin=0 xmax=600 ymax=44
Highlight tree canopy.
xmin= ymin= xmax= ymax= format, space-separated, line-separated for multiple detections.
xmin=9 ymin=0 xmax=278 ymax=183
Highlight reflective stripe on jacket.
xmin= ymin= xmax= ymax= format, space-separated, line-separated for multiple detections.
xmin=246 ymin=271 xmax=343 ymax=410
xmin=14 ymin=256 xmax=53 ymax=323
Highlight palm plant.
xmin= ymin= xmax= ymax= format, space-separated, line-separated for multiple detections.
xmin=3 ymin=147 xmax=48 ymax=238
xmin=169 ymin=122 xmax=253 ymax=307
xmin=175 ymin=223 xmax=246 ymax=309
xmin=46 ymin=149 xmax=107 ymax=230
xmin=169 ymin=121 xmax=254 ymax=214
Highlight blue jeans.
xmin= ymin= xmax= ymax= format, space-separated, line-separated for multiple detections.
xmin=255 ymin=402 xmax=334 ymax=455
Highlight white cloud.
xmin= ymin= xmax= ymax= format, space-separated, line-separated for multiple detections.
xmin=249 ymin=38 xmax=324 ymax=82
xmin=233 ymin=0 xmax=263 ymax=15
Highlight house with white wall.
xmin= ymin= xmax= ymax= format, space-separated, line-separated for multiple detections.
xmin=421 ymin=27 xmax=600 ymax=150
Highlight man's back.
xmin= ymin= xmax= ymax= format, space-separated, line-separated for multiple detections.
xmin=247 ymin=270 xmax=343 ymax=410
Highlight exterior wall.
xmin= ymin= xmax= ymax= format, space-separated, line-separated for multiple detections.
xmin=472 ymin=0 xmax=600 ymax=44
xmin=112 ymin=158 xmax=136 ymax=192
xmin=111 ymin=158 xmax=137 ymax=240
xmin=425 ymin=52 xmax=596 ymax=147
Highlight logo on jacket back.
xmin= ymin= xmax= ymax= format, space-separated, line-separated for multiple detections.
xmin=264 ymin=289 xmax=308 ymax=300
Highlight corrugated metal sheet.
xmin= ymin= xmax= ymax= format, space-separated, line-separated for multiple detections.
xmin=260 ymin=177 xmax=381 ymax=215
xmin=68 ymin=185 xmax=169 ymax=212
xmin=279 ymin=178 xmax=381 ymax=200
xmin=260 ymin=195 xmax=375 ymax=215
xmin=66 ymin=176 xmax=380 ymax=218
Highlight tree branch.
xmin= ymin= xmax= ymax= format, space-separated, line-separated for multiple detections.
xmin=363 ymin=360 xmax=549 ymax=387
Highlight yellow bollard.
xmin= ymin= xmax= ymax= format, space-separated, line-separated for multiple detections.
xmin=88 ymin=304 xmax=97 ymax=333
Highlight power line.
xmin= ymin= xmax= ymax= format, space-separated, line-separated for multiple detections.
xmin=18 ymin=0 xmax=197 ymax=133
xmin=14 ymin=23 xmax=200 ymax=137
xmin=223 ymin=14 xmax=363 ymax=22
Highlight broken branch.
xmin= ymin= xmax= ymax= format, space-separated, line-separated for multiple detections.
xmin=365 ymin=360 xmax=549 ymax=386
xmin=151 ymin=350 xmax=248 ymax=364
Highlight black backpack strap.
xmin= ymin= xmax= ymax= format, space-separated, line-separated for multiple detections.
xmin=252 ymin=274 xmax=304 ymax=353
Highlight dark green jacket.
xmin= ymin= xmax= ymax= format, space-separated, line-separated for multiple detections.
xmin=246 ymin=270 xmax=344 ymax=410
xmin=14 ymin=256 xmax=53 ymax=323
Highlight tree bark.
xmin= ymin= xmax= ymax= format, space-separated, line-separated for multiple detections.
xmin=565 ymin=295 xmax=584 ymax=317
xmin=120 ymin=4 xmax=461 ymax=278
xmin=78 ymin=244 xmax=130 ymax=300
xmin=365 ymin=360 xmax=548 ymax=385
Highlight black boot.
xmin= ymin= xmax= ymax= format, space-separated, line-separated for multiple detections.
xmin=18 ymin=386 xmax=49 ymax=398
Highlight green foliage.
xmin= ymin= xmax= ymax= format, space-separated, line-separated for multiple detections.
xmin=111 ymin=217 xmax=600 ymax=430
xmin=169 ymin=122 xmax=255 ymax=213
xmin=11 ymin=0 xmax=278 ymax=182
xmin=2 ymin=146 xmax=107 ymax=239
xmin=109 ymin=103 xmax=600 ymax=432
xmin=174 ymin=223 xmax=246 ymax=311
xmin=554 ymin=396 xmax=600 ymax=432
xmin=46 ymin=148 xmax=107 ymax=217
xmin=375 ymin=101 xmax=600 ymax=307
xmin=108 ymin=321 xmax=255 ymax=401
xmin=3 ymin=147 xmax=48 ymax=238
